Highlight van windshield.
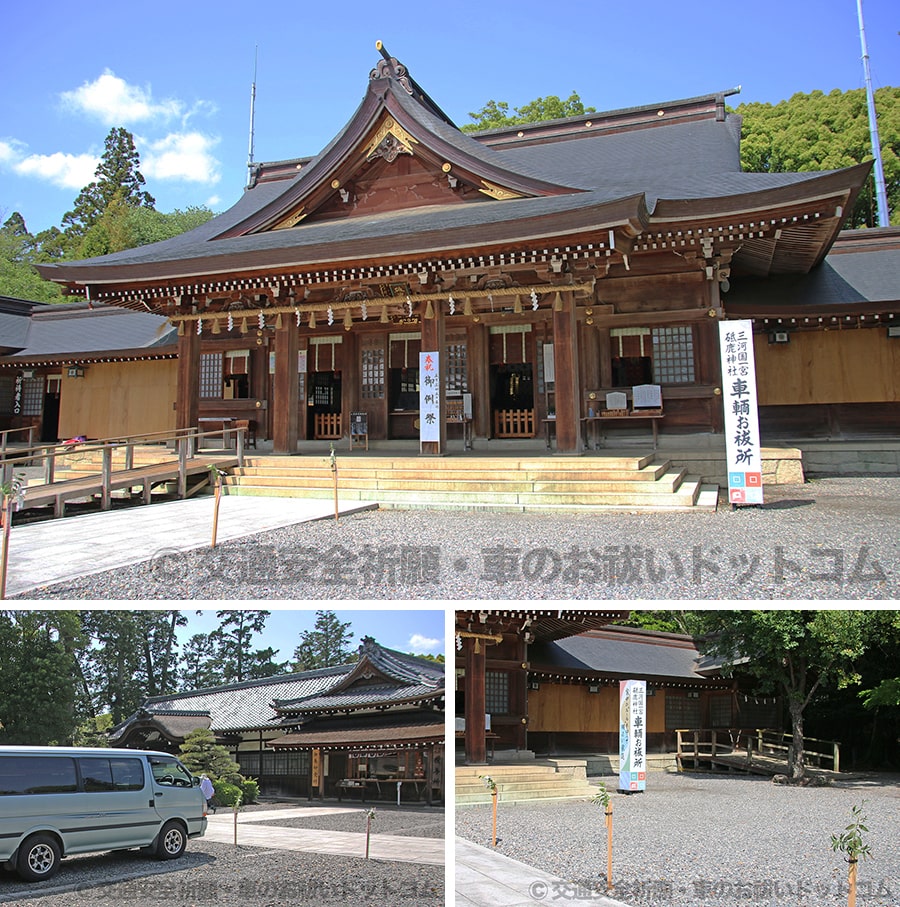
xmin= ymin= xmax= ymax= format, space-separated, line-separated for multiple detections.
xmin=149 ymin=756 xmax=194 ymax=788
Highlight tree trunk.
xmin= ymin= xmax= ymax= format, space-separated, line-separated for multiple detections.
xmin=788 ymin=696 xmax=806 ymax=780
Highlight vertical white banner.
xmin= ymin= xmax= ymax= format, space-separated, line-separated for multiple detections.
xmin=419 ymin=351 xmax=440 ymax=442
xmin=619 ymin=680 xmax=646 ymax=792
xmin=719 ymin=320 xmax=764 ymax=505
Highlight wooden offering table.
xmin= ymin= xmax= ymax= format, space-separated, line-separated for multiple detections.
xmin=583 ymin=410 xmax=664 ymax=449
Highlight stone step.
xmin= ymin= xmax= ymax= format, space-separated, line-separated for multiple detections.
xmin=243 ymin=454 xmax=657 ymax=472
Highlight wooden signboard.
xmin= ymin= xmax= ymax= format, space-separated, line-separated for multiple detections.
xmin=350 ymin=411 xmax=368 ymax=450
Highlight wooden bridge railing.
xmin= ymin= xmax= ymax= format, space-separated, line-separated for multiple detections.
xmin=0 ymin=426 xmax=245 ymax=519
xmin=0 ymin=426 xmax=36 ymax=453
xmin=676 ymin=728 xmax=841 ymax=774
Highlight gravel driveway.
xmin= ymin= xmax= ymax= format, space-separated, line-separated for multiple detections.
xmin=0 ymin=803 xmax=444 ymax=907
xmin=455 ymin=771 xmax=900 ymax=907
xmin=12 ymin=477 xmax=900 ymax=600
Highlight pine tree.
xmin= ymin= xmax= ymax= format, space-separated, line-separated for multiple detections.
xmin=293 ymin=610 xmax=354 ymax=670
xmin=61 ymin=127 xmax=156 ymax=246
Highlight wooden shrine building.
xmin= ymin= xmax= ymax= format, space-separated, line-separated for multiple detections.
xmin=34 ymin=44 xmax=888 ymax=455
xmin=110 ymin=637 xmax=445 ymax=803
xmin=455 ymin=609 xmax=778 ymax=765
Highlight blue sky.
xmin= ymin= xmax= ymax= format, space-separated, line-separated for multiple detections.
xmin=2 ymin=0 xmax=898 ymax=236
xmin=174 ymin=606 xmax=446 ymax=662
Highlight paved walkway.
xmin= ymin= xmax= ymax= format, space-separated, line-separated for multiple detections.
xmin=456 ymin=837 xmax=631 ymax=907
xmin=204 ymin=807 xmax=444 ymax=865
xmin=4 ymin=495 xmax=376 ymax=597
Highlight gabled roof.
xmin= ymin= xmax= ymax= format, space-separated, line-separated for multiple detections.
xmin=528 ymin=625 xmax=731 ymax=688
xmin=35 ymin=49 xmax=869 ymax=300
xmin=273 ymin=637 xmax=444 ymax=716
xmin=0 ymin=301 xmax=175 ymax=366
xmin=109 ymin=638 xmax=444 ymax=740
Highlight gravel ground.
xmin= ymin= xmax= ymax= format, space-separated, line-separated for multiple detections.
xmin=252 ymin=806 xmax=444 ymax=838
xmin=12 ymin=477 xmax=900 ymax=600
xmin=0 ymin=803 xmax=443 ymax=907
xmin=455 ymin=771 xmax=900 ymax=907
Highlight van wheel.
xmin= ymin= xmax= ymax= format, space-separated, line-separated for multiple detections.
xmin=17 ymin=834 xmax=61 ymax=882
xmin=155 ymin=821 xmax=187 ymax=860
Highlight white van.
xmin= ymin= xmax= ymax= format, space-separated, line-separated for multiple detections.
xmin=0 ymin=746 xmax=207 ymax=882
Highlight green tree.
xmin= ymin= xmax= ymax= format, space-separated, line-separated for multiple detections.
xmin=736 ymin=87 xmax=900 ymax=227
xmin=697 ymin=610 xmax=873 ymax=780
xmin=615 ymin=610 xmax=708 ymax=636
xmin=463 ymin=91 xmax=596 ymax=133
xmin=80 ymin=610 xmax=185 ymax=723
xmin=213 ymin=609 xmax=287 ymax=683
xmin=0 ymin=610 xmax=86 ymax=744
xmin=292 ymin=610 xmax=354 ymax=670
xmin=62 ymin=126 xmax=155 ymax=249
xmin=178 ymin=727 xmax=241 ymax=782
xmin=180 ymin=632 xmax=223 ymax=689
xmin=0 ymin=213 xmax=64 ymax=302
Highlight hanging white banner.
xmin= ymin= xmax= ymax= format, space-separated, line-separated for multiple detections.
xmin=419 ymin=351 xmax=440 ymax=443
xmin=619 ymin=679 xmax=647 ymax=792
xmin=719 ymin=320 xmax=764 ymax=505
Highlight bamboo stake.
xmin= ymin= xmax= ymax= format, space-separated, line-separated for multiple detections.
xmin=848 ymin=859 xmax=858 ymax=907
xmin=211 ymin=476 xmax=222 ymax=548
xmin=330 ymin=444 xmax=339 ymax=520
xmin=491 ymin=790 xmax=498 ymax=847
xmin=606 ymin=803 xmax=613 ymax=892
xmin=0 ymin=494 xmax=10 ymax=600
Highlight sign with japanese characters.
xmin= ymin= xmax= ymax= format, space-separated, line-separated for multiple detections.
xmin=619 ymin=679 xmax=646 ymax=792
xmin=419 ymin=351 xmax=440 ymax=442
xmin=719 ymin=321 xmax=764 ymax=505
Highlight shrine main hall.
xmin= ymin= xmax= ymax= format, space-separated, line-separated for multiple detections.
xmin=36 ymin=44 xmax=895 ymax=455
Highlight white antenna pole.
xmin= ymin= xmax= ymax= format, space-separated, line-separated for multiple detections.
xmin=247 ymin=46 xmax=258 ymax=188
xmin=856 ymin=0 xmax=889 ymax=227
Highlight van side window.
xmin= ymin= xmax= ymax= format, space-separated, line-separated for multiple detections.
xmin=0 ymin=756 xmax=78 ymax=795
xmin=78 ymin=757 xmax=145 ymax=792
xmin=149 ymin=756 xmax=193 ymax=787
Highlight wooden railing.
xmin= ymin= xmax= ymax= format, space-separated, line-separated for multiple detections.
xmin=0 ymin=426 xmax=36 ymax=453
xmin=314 ymin=412 xmax=342 ymax=439
xmin=675 ymin=728 xmax=840 ymax=774
xmin=0 ymin=427 xmax=245 ymax=519
xmin=494 ymin=408 xmax=535 ymax=437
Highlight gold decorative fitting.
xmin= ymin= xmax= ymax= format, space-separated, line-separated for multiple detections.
xmin=441 ymin=162 xmax=451 ymax=173
xmin=479 ymin=180 xmax=524 ymax=201
xmin=586 ymin=317 xmax=594 ymax=325
xmin=331 ymin=179 xmax=341 ymax=189
xmin=708 ymin=308 xmax=718 ymax=317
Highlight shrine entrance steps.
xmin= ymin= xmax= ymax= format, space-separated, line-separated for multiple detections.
xmin=456 ymin=761 xmax=598 ymax=805
xmin=222 ymin=453 xmax=719 ymax=512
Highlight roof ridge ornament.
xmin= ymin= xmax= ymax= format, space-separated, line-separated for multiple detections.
xmin=370 ymin=41 xmax=413 ymax=95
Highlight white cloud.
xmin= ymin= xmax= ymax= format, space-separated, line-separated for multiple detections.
xmin=0 ymin=140 xmax=22 ymax=164
xmin=408 ymin=633 xmax=442 ymax=654
xmin=13 ymin=151 xmax=99 ymax=189
xmin=141 ymin=132 xmax=221 ymax=184
xmin=61 ymin=70 xmax=183 ymax=127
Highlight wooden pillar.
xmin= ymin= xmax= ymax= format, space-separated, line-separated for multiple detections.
xmin=272 ymin=320 xmax=299 ymax=453
xmin=469 ymin=322 xmax=490 ymax=439
xmin=598 ymin=327 xmax=613 ymax=387
xmin=420 ymin=303 xmax=446 ymax=454
xmin=176 ymin=328 xmax=200 ymax=432
xmin=464 ymin=636 xmax=487 ymax=765
xmin=551 ymin=290 xmax=583 ymax=453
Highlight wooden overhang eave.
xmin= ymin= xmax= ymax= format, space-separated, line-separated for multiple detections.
xmin=39 ymin=194 xmax=650 ymax=293
xmin=0 ymin=344 xmax=178 ymax=368
xmin=527 ymin=663 xmax=732 ymax=689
